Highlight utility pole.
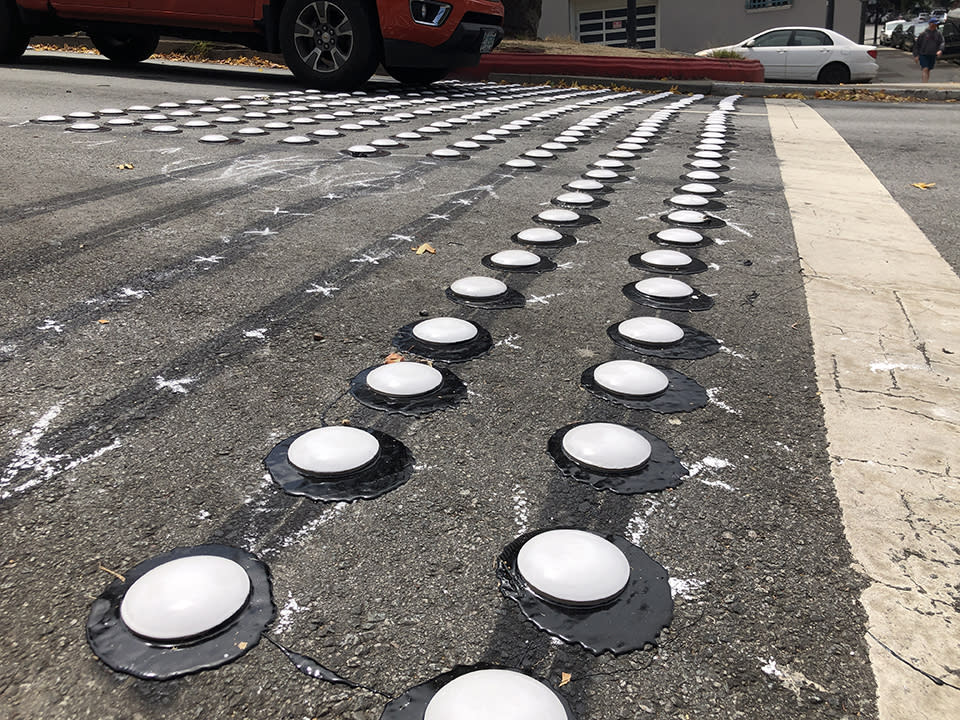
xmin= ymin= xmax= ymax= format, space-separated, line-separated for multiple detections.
xmin=826 ymin=0 xmax=835 ymax=29
xmin=626 ymin=0 xmax=637 ymax=48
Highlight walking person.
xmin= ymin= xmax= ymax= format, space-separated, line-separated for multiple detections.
xmin=913 ymin=19 xmax=945 ymax=83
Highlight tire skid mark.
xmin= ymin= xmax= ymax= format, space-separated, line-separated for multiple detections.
xmin=0 ymin=165 xmax=519 ymax=510
xmin=0 ymin=159 xmax=437 ymax=359
xmin=0 ymin=149 xmax=365 ymax=283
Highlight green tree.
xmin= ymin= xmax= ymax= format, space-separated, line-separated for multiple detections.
xmin=503 ymin=0 xmax=542 ymax=39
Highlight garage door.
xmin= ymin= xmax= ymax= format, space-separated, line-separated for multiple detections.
xmin=577 ymin=5 xmax=657 ymax=49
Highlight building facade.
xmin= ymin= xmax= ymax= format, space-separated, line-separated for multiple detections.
xmin=538 ymin=0 xmax=864 ymax=53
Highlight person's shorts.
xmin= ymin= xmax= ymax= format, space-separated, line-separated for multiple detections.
xmin=918 ymin=54 xmax=937 ymax=69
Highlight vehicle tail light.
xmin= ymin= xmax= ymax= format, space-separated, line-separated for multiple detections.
xmin=867 ymin=48 xmax=878 ymax=58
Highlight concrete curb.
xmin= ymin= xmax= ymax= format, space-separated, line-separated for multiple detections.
xmin=27 ymin=34 xmax=960 ymax=101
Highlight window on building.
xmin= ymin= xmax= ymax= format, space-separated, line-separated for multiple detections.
xmin=745 ymin=0 xmax=792 ymax=9
xmin=578 ymin=5 xmax=657 ymax=48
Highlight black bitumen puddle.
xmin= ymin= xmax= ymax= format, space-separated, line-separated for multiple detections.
xmin=579 ymin=365 xmax=708 ymax=414
xmin=606 ymin=321 xmax=721 ymax=360
xmin=622 ymin=282 xmax=716 ymax=312
xmin=86 ymin=544 xmax=274 ymax=680
xmin=264 ymin=428 xmax=413 ymax=502
xmin=391 ymin=321 xmax=494 ymax=363
xmin=496 ymin=530 xmax=673 ymax=655
xmin=547 ymin=424 xmax=687 ymax=494
xmin=349 ymin=364 xmax=468 ymax=416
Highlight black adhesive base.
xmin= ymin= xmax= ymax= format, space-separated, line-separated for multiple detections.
xmin=445 ymin=287 xmax=526 ymax=309
xmin=86 ymin=545 xmax=274 ymax=681
xmin=628 ymin=254 xmax=709 ymax=275
xmin=606 ymin=322 xmax=720 ymax=360
xmin=265 ymin=429 xmax=413 ymax=502
xmin=392 ymin=322 xmax=493 ymax=363
xmin=481 ymin=254 xmax=557 ymax=274
xmin=349 ymin=365 xmax=467 ymax=416
xmin=547 ymin=424 xmax=686 ymax=494
xmin=497 ymin=530 xmax=673 ymax=655
xmin=622 ymin=283 xmax=715 ymax=312
xmin=580 ymin=366 xmax=708 ymax=414
xmin=380 ymin=664 xmax=577 ymax=720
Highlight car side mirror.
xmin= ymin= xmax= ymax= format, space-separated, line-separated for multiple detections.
xmin=743 ymin=39 xmax=755 ymax=48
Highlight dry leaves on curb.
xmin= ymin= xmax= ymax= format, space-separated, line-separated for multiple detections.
xmin=384 ymin=353 xmax=405 ymax=364
xmin=911 ymin=182 xmax=936 ymax=190
xmin=412 ymin=243 xmax=436 ymax=255
xmin=559 ymin=672 xmax=572 ymax=687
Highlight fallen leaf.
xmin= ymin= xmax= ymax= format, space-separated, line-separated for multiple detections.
xmin=559 ymin=672 xmax=572 ymax=687
xmin=385 ymin=352 xmax=405 ymax=364
xmin=911 ymin=182 xmax=936 ymax=190
xmin=412 ymin=243 xmax=436 ymax=255
xmin=98 ymin=318 xmax=110 ymax=324
xmin=236 ymin=641 xmax=248 ymax=650
xmin=98 ymin=563 xmax=126 ymax=583
xmin=115 ymin=163 xmax=135 ymax=170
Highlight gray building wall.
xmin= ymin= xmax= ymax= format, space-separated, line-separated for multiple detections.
xmin=538 ymin=1 xmax=864 ymax=52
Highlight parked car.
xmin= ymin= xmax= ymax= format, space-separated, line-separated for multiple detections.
xmin=696 ymin=26 xmax=879 ymax=84
xmin=941 ymin=12 xmax=960 ymax=59
xmin=0 ymin=0 xmax=504 ymax=88
xmin=881 ymin=19 xmax=907 ymax=45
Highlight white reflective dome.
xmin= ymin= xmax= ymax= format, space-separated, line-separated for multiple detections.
xmin=691 ymin=159 xmax=723 ymax=169
xmin=517 ymin=227 xmax=563 ymax=244
xmin=517 ymin=529 xmax=631 ymax=605
xmin=562 ymin=422 xmax=652 ymax=471
xmin=505 ymin=158 xmax=537 ymax=169
xmin=554 ymin=192 xmax=594 ymax=205
xmin=680 ymin=183 xmax=718 ymax=195
xmin=524 ymin=149 xmax=555 ymax=159
xmin=618 ymin=316 xmax=685 ymax=346
xmin=585 ymin=169 xmax=619 ymax=180
xmin=490 ymin=249 xmax=540 ymax=267
xmin=592 ymin=158 xmax=625 ymax=169
xmin=120 ymin=555 xmax=250 ymax=640
xmin=567 ymin=179 xmax=604 ymax=192
xmin=431 ymin=148 xmax=463 ymax=158
xmin=670 ymin=194 xmax=709 ymax=207
xmin=641 ymin=249 xmax=693 ymax=268
xmin=450 ymin=275 xmax=508 ymax=298
xmin=694 ymin=150 xmax=723 ymax=160
xmin=288 ymin=426 xmax=381 ymax=475
xmin=667 ymin=210 xmax=708 ymax=224
xmin=199 ymin=134 xmax=231 ymax=143
xmin=413 ymin=317 xmax=478 ymax=344
xmin=606 ymin=150 xmax=635 ymax=159
xmin=424 ymin=669 xmax=567 ymax=720
xmin=366 ymin=362 xmax=443 ymax=397
xmin=348 ymin=144 xmax=377 ymax=154
xmin=686 ymin=170 xmax=721 ymax=182
xmin=540 ymin=142 xmax=568 ymax=151
xmin=635 ymin=277 xmax=694 ymax=299
xmin=537 ymin=209 xmax=580 ymax=223
xmin=594 ymin=360 xmax=669 ymax=397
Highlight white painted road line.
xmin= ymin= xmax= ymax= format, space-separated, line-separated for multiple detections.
xmin=768 ymin=99 xmax=960 ymax=720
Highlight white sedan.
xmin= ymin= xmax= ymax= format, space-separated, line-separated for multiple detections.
xmin=697 ymin=27 xmax=879 ymax=83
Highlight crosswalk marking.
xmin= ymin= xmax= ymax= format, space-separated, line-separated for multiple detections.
xmin=768 ymin=98 xmax=960 ymax=720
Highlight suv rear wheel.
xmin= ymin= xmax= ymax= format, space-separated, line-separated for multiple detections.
xmin=89 ymin=28 xmax=160 ymax=64
xmin=386 ymin=66 xmax=449 ymax=86
xmin=279 ymin=0 xmax=379 ymax=90
xmin=0 ymin=1 xmax=30 ymax=63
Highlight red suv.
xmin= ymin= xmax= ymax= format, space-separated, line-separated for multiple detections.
xmin=0 ymin=0 xmax=504 ymax=87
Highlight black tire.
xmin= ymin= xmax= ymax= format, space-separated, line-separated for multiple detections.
xmin=89 ymin=28 xmax=159 ymax=64
xmin=817 ymin=62 xmax=851 ymax=84
xmin=0 ymin=1 xmax=30 ymax=63
xmin=279 ymin=0 xmax=379 ymax=90
xmin=386 ymin=66 xmax=449 ymax=86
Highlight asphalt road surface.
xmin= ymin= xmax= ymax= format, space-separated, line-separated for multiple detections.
xmin=0 ymin=55 xmax=957 ymax=720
